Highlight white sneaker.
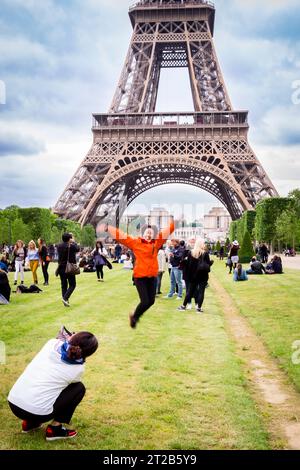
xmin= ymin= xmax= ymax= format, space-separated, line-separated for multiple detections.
xmin=62 ymin=299 xmax=70 ymax=308
xmin=187 ymin=304 xmax=192 ymax=310
xmin=176 ymin=297 xmax=183 ymax=301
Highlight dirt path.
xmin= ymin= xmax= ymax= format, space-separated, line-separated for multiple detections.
xmin=210 ymin=274 xmax=300 ymax=450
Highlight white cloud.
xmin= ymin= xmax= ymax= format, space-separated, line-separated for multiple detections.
xmin=0 ymin=0 xmax=299 ymax=213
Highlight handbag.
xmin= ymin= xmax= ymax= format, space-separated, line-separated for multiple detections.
xmin=65 ymin=244 xmax=80 ymax=276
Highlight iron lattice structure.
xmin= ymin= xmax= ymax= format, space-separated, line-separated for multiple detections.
xmin=54 ymin=0 xmax=277 ymax=225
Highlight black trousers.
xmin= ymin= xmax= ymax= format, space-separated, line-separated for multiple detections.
xmin=96 ymin=265 xmax=104 ymax=280
xmin=42 ymin=261 xmax=50 ymax=283
xmin=183 ymin=280 xmax=207 ymax=309
xmin=134 ymin=277 xmax=156 ymax=321
xmin=59 ymin=272 xmax=76 ymax=301
xmin=156 ymin=272 xmax=164 ymax=293
xmin=184 ymin=279 xmax=198 ymax=303
xmin=9 ymin=382 xmax=85 ymax=425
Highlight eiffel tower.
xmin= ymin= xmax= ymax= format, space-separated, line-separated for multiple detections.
xmin=54 ymin=0 xmax=278 ymax=226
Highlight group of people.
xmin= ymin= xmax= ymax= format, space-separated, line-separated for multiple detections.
xmin=3 ymin=223 xmax=290 ymax=443
xmin=0 ymin=239 xmax=51 ymax=304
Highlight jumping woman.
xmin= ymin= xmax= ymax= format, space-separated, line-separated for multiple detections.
xmin=99 ymin=218 xmax=175 ymax=329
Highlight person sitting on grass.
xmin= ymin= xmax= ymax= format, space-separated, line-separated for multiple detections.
xmin=233 ymin=263 xmax=248 ymax=282
xmin=0 ymin=255 xmax=9 ymax=273
xmin=0 ymin=269 xmax=11 ymax=304
xmin=8 ymin=330 xmax=98 ymax=441
xmin=265 ymin=255 xmax=283 ymax=275
xmin=246 ymin=257 xmax=266 ymax=275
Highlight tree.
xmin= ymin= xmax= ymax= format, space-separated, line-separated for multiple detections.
xmin=239 ymin=231 xmax=255 ymax=264
xmin=0 ymin=216 xmax=10 ymax=244
xmin=11 ymin=218 xmax=31 ymax=244
xmin=81 ymin=225 xmax=96 ymax=248
xmin=216 ymin=240 xmax=221 ymax=253
xmin=255 ymin=198 xmax=292 ymax=251
xmin=275 ymin=207 xmax=300 ymax=250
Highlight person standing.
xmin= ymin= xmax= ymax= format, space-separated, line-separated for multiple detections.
xmin=156 ymin=247 xmax=167 ymax=295
xmin=38 ymin=239 xmax=50 ymax=286
xmin=57 ymin=233 xmax=80 ymax=307
xmin=229 ymin=240 xmax=240 ymax=274
xmin=114 ymin=243 xmax=122 ymax=263
xmin=91 ymin=241 xmax=108 ymax=282
xmin=99 ymin=219 xmax=175 ymax=329
xmin=259 ymin=243 xmax=269 ymax=264
xmin=178 ymin=239 xmax=212 ymax=313
xmin=27 ymin=241 xmax=40 ymax=285
xmin=13 ymin=240 xmax=27 ymax=286
xmin=166 ymin=239 xmax=185 ymax=300
xmin=8 ymin=330 xmax=98 ymax=441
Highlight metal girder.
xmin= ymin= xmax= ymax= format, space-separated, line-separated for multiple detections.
xmin=54 ymin=0 xmax=278 ymax=227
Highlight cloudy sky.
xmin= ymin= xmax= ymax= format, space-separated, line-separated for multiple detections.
xmin=0 ymin=0 xmax=300 ymax=219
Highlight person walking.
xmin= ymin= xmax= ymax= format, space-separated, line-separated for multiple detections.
xmin=229 ymin=240 xmax=240 ymax=274
xmin=156 ymin=247 xmax=167 ymax=295
xmin=57 ymin=233 xmax=80 ymax=307
xmin=27 ymin=241 xmax=40 ymax=285
xmin=166 ymin=239 xmax=185 ymax=300
xmin=38 ymin=239 xmax=50 ymax=286
xmin=99 ymin=219 xmax=175 ymax=329
xmin=8 ymin=329 xmax=98 ymax=441
xmin=91 ymin=241 xmax=108 ymax=282
xmin=178 ymin=239 xmax=212 ymax=314
xmin=259 ymin=243 xmax=269 ymax=264
xmin=13 ymin=240 xmax=27 ymax=286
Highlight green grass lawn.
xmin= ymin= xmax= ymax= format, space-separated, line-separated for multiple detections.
xmin=212 ymin=260 xmax=300 ymax=392
xmin=0 ymin=264 xmax=269 ymax=450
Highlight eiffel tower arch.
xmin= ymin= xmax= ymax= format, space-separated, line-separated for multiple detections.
xmin=54 ymin=0 xmax=278 ymax=226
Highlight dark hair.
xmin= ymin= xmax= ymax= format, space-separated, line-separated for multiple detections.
xmin=141 ymin=224 xmax=158 ymax=240
xmin=62 ymin=233 xmax=73 ymax=243
xmin=68 ymin=332 xmax=98 ymax=361
xmin=237 ymin=263 xmax=243 ymax=278
xmin=251 ymin=257 xmax=256 ymax=262
xmin=96 ymin=241 xmax=103 ymax=249
xmin=180 ymin=240 xmax=185 ymax=247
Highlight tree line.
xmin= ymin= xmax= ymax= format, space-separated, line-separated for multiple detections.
xmin=0 ymin=206 xmax=96 ymax=248
xmin=229 ymin=189 xmax=300 ymax=260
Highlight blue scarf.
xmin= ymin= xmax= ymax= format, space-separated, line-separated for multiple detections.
xmin=60 ymin=341 xmax=84 ymax=365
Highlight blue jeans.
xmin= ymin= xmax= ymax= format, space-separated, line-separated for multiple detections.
xmin=168 ymin=267 xmax=183 ymax=298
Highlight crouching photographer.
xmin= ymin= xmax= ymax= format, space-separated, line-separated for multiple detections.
xmin=7 ymin=328 xmax=98 ymax=441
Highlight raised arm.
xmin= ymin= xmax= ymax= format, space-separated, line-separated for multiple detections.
xmin=99 ymin=224 xmax=135 ymax=250
xmin=156 ymin=220 xmax=175 ymax=248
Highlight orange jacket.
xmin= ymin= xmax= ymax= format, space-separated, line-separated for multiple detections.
xmin=107 ymin=222 xmax=175 ymax=279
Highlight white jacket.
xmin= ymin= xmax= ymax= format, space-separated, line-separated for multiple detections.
xmin=8 ymin=339 xmax=84 ymax=415
xmin=157 ymin=249 xmax=167 ymax=273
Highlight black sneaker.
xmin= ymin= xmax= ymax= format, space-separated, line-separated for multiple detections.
xmin=177 ymin=306 xmax=186 ymax=311
xmin=45 ymin=424 xmax=77 ymax=441
xmin=22 ymin=420 xmax=42 ymax=433
xmin=129 ymin=313 xmax=137 ymax=329
xmin=62 ymin=299 xmax=70 ymax=308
